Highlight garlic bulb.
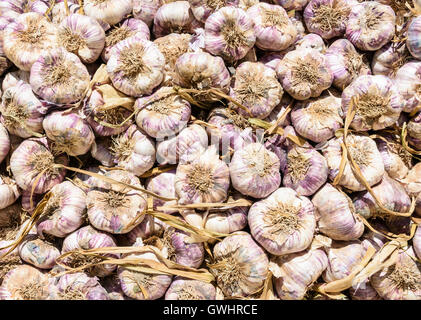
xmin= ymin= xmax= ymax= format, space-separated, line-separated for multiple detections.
xmin=87 ymin=170 xmax=147 ymax=234
xmin=18 ymin=235 xmax=60 ymax=269
xmin=146 ymin=169 xmax=177 ymax=214
xmin=283 ymin=145 xmax=328 ymax=196
xmin=229 ymin=62 xmax=283 ymax=119
xmin=0 ymin=124 xmax=10 ymax=165
xmin=323 ymin=134 xmax=384 ymax=191
xmin=135 ymin=87 xmax=191 ymax=139
xmin=153 ymin=1 xmax=201 ymax=38
xmin=414 ymin=226 xmax=421 ymax=259
xmin=156 ymin=124 xmax=208 ymax=165
xmin=84 ymin=0 xmax=132 ymax=26
xmin=102 ymin=18 xmax=151 ymax=63
xmin=346 ymin=2 xmax=396 ymax=51
xmin=58 ymin=14 xmax=106 ymax=64
xmin=371 ymin=247 xmax=421 ymax=300
xmin=376 ymin=137 xmax=411 ymax=180
xmin=204 ymin=7 xmax=256 ymax=62
xmin=2 ymin=70 xmax=30 ymax=92
xmin=175 ymin=146 xmax=229 ymax=205
xmin=36 ymin=181 xmax=86 ymax=238
xmin=1 ymin=81 xmax=47 ymax=138
xmin=276 ymin=48 xmax=333 ymax=100
xmin=3 ymin=12 xmax=57 ymax=71
xmin=372 ymin=42 xmax=410 ymax=77
xmin=42 ymin=110 xmax=95 ymax=157
xmin=326 ymin=39 xmax=371 ymax=90
xmin=0 ymin=264 xmax=51 ymax=300
xmin=0 ymin=176 xmax=20 ymax=210
xmin=209 ymin=232 xmax=268 ymax=297
xmin=10 ymin=137 xmax=68 ymax=194
xmin=0 ymin=0 xmax=49 ymax=16
xmin=229 ymin=142 xmax=281 ymax=199
xmin=273 ymin=0 xmax=309 ymax=10
xmin=62 ymin=225 xmax=119 ymax=277
xmin=393 ymin=61 xmax=421 ymax=113
xmin=133 ymin=0 xmax=163 ymax=26
xmin=188 ymin=0 xmax=239 ymax=23
xmin=51 ymin=272 xmax=109 ymax=300
xmin=126 ymin=215 xmax=166 ymax=244
xmin=247 ymin=3 xmax=297 ymax=51
xmin=312 ymin=183 xmax=364 ymax=240
xmin=295 ymin=33 xmax=326 ymax=53
xmin=107 ymin=36 xmax=165 ymax=97
xmin=407 ymin=16 xmax=421 ymax=60
xmin=342 ymin=75 xmax=403 ymax=131
xmin=248 ymin=187 xmax=316 ymax=256
xmin=165 ymin=277 xmax=216 ymax=300
xmin=174 ymin=51 xmax=230 ymax=102
xmin=303 ymin=0 xmax=353 ymax=40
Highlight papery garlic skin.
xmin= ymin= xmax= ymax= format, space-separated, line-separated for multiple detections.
xmin=135 ymin=87 xmax=191 ymax=139
xmin=407 ymin=16 xmax=421 ymax=60
xmin=229 ymin=143 xmax=281 ymax=199
xmin=84 ymin=0 xmax=132 ymax=26
xmin=210 ymin=232 xmax=268 ymax=297
xmin=326 ymin=39 xmax=371 ymax=90
xmin=0 ymin=124 xmax=10 ymax=165
xmin=2 ymin=70 xmax=30 ymax=92
xmin=3 ymin=12 xmax=57 ymax=71
xmin=165 ymin=277 xmax=216 ymax=300
xmin=372 ymin=42 xmax=410 ymax=77
xmin=273 ymin=0 xmax=309 ymax=10
xmin=376 ymin=137 xmax=411 ymax=180
xmin=323 ymin=135 xmax=384 ymax=191
xmin=342 ymin=75 xmax=403 ymax=131
xmin=188 ymin=0 xmax=239 ymax=23
xmin=58 ymin=14 xmax=106 ymax=64
xmin=312 ymin=183 xmax=364 ymax=241
xmin=229 ymin=62 xmax=283 ymax=119
xmin=204 ymin=7 xmax=256 ymax=62
xmin=10 ymin=137 xmax=68 ymax=194
xmin=18 ymin=235 xmax=60 ymax=269
xmin=393 ymin=61 xmax=421 ymax=113
xmin=146 ymin=170 xmax=178 ymax=214
xmin=133 ymin=0 xmax=163 ymax=26
xmin=107 ymin=36 xmax=165 ymax=97
xmin=175 ymin=146 xmax=229 ymax=205
xmin=1 ymin=81 xmax=47 ymax=138
xmin=30 ymin=48 xmax=90 ymax=105
xmin=36 ymin=181 xmax=86 ymax=238
xmin=42 ymin=111 xmax=95 ymax=157
xmin=87 ymin=170 xmax=147 ymax=234
xmin=346 ymin=2 xmax=396 ymax=51
xmin=247 ymin=3 xmax=297 ymax=51
xmin=276 ymin=49 xmax=333 ymax=100
xmin=0 ymin=176 xmax=20 ymax=210
xmin=249 ymin=187 xmax=316 ymax=256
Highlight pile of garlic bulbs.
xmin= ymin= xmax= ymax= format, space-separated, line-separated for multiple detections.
xmin=0 ymin=0 xmax=421 ymax=301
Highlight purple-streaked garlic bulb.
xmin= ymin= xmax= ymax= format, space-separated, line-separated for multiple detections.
xmin=91 ymin=138 xmax=116 ymax=166
xmin=135 ymin=87 xmax=191 ymax=139
xmin=414 ymin=226 xmax=421 ymax=259
xmin=326 ymin=39 xmax=371 ymax=90
xmin=42 ymin=111 xmax=95 ymax=157
xmin=35 ymin=181 xmax=86 ymax=238
xmin=247 ymin=3 xmax=297 ymax=51
xmin=87 ymin=170 xmax=147 ymax=234
xmin=10 ymin=137 xmax=68 ymax=194
xmin=322 ymin=134 xmax=384 ymax=191
xmin=375 ymin=137 xmax=412 ymax=180
xmin=153 ymin=1 xmax=201 ymax=38
xmin=271 ymin=243 xmax=328 ymax=300
xmin=276 ymin=48 xmax=333 ymax=100
xmin=371 ymin=246 xmax=421 ymax=300
xmin=273 ymin=0 xmax=309 ymax=10
xmin=209 ymin=232 xmax=268 ymax=298
xmin=51 ymin=272 xmax=110 ymax=300
xmin=204 ymin=7 xmax=255 ymax=62
xmin=2 ymin=12 xmax=57 ymax=71
xmin=1 ymin=81 xmax=47 ymax=138
xmin=312 ymin=183 xmax=364 ymax=240
xmin=175 ymin=146 xmax=229 ymax=205
xmin=295 ymin=33 xmax=326 ymax=53
xmin=133 ymin=0 xmax=163 ymax=26
xmin=407 ymin=112 xmax=421 ymax=151
xmin=248 ymin=187 xmax=316 ymax=256
xmin=0 ymin=265 xmax=51 ymax=300
xmin=51 ymin=2 xmax=81 ymax=25
xmin=303 ymin=0 xmax=353 ymax=40
xmin=58 ymin=14 xmax=105 ymax=64
xmin=107 ymin=36 xmax=165 ymax=97
xmin=84 ymin=0 xmax=132 ymax=26
xmin=229 ymin=142 xmax=281 ymax=199
xmin=259 ymin=51 xmax=283 ymax=71
xmin=72 ymin=166 xmax=106 ymax=194
xmin=345 ymin=1 xmax=396 ymax=51
xmin=154 ymin=33 xmax=192 ymax=86
xmin=174 ymin=51 xmax=230 ymax=102
xmin=156 ymin=124 xmax=208 ymax=165
xmin=126 ymin=215 xmax=166 ymax=244
xmin=2 ymin=70 xmax=30 ymax=92
xmin=18 ymin=235 xmax=60 ymax=269
xmin=393 ymin=61 xmax=421 ymax=113
xmin=62 ymin=225 xmax=119 ymax=277
xmin=165 ymin=277 xmax=216 ymax=300
xmin=372 ymin=42 xmax=410 ymax=77
xmin=292 ymin=93 xmax=343 ymax=143
xmin=407 ymin=16 xmax=421 ymax=60
xmin=102 ymin=18 xmax=150 ymax=62
xmin=146 ymin=169 xmax=177 ymax=214
xmin=282 ymin=145 xmax=328 ymax=196
xmin=341 ymin=75 xmax=403 ymax=131
xmin=0 ymin=175 xmax=19 ymax=211
xmin=0 ymin=0 xmax=49 ymax=16
xmin=229 ymin=62 xmax=283 ymax=119
xmin=30 ymin=48 xmax=90 ymax=105
xmin=188 ymin=0 xmax=239 ymax=23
